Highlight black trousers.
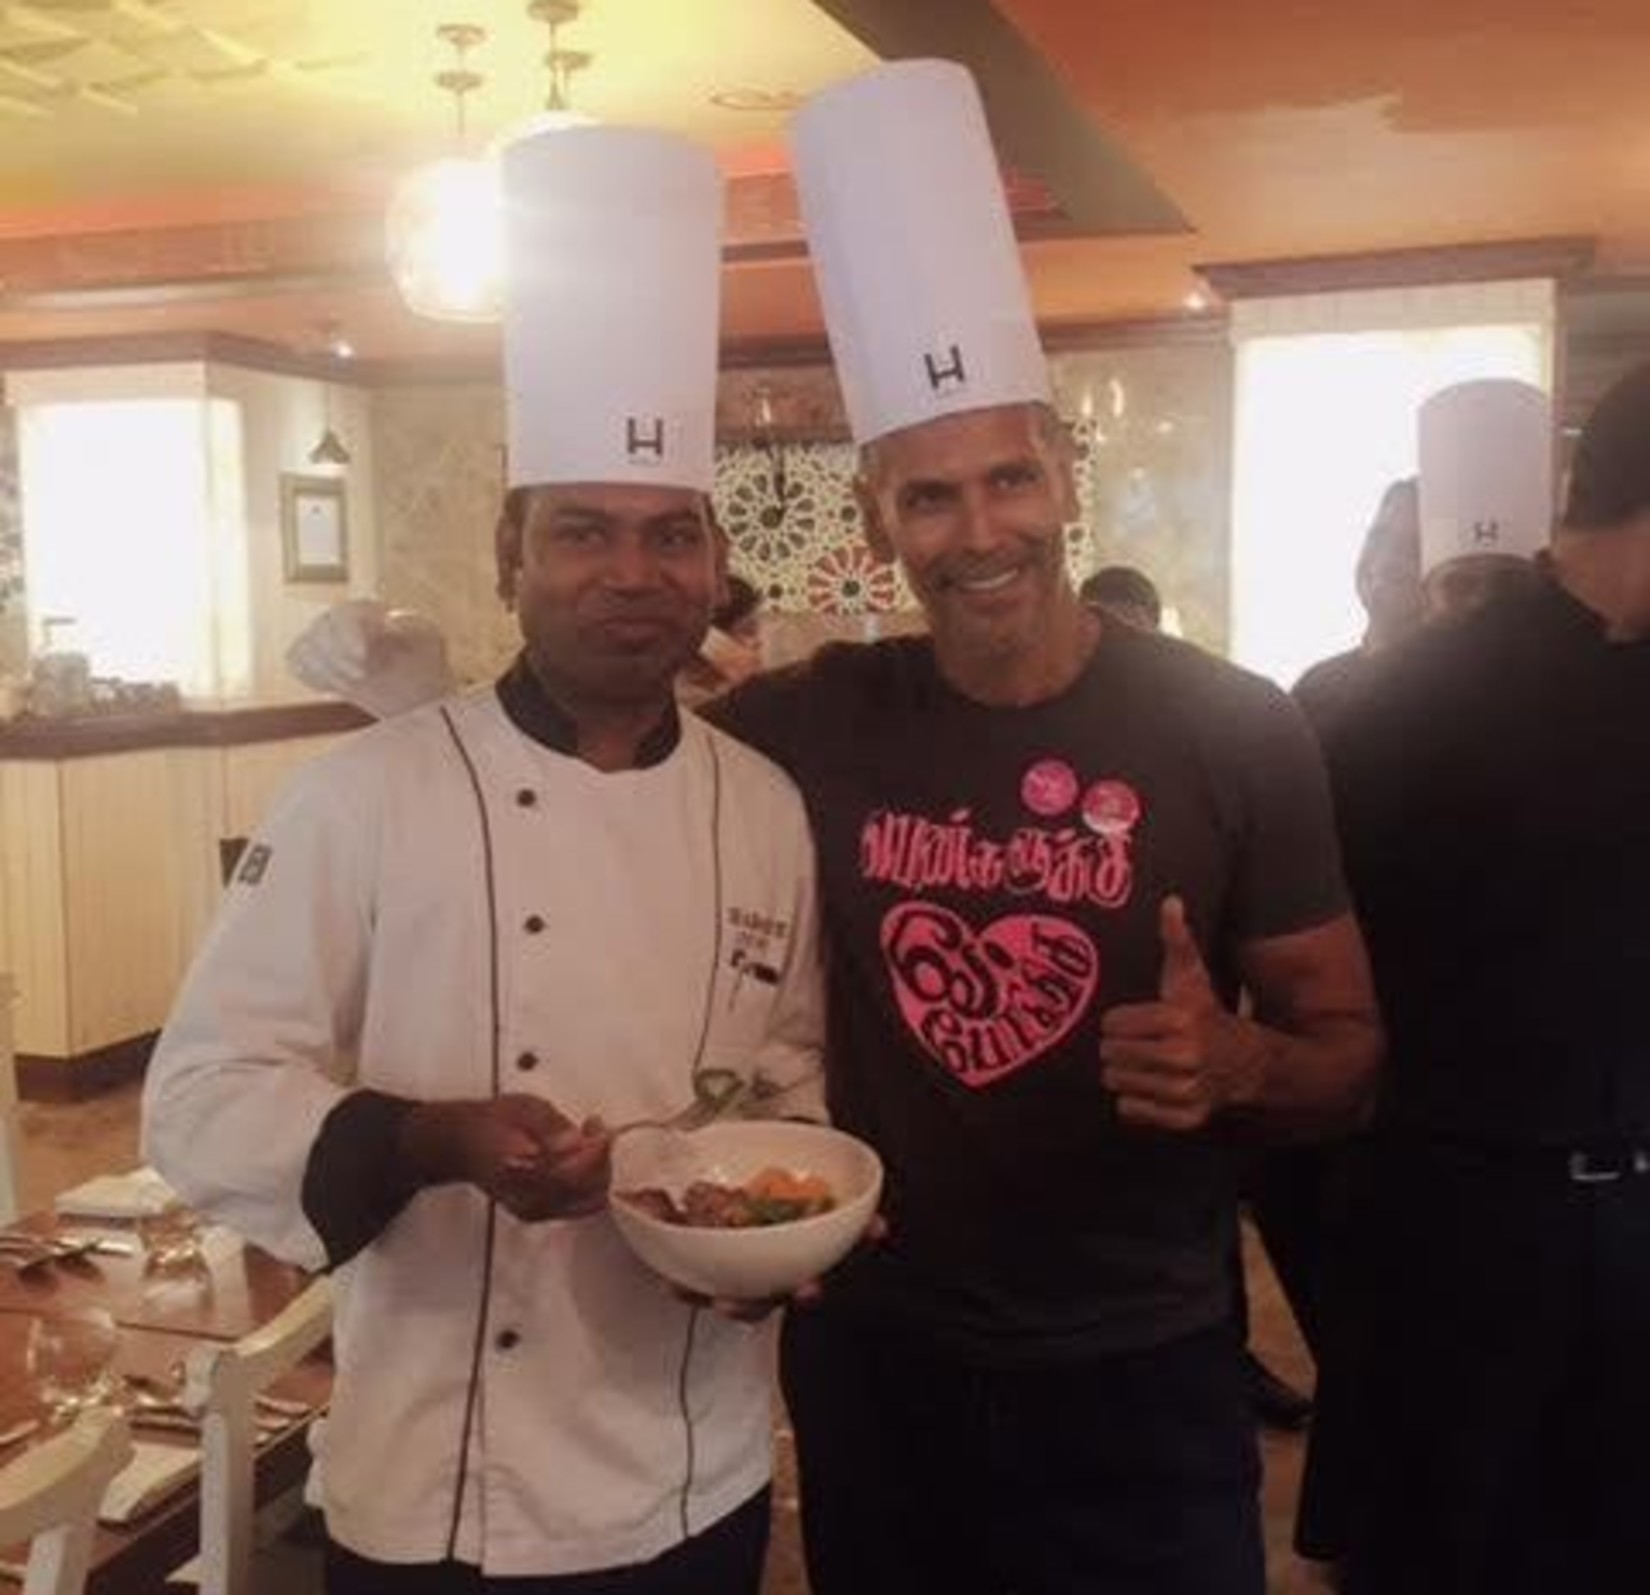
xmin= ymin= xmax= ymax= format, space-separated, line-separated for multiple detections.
xmin=780 ymin=1309 xmax=1263 ymax=1595
xmin=1242 ymin=1141 xmax=1352 ymax=1359
xmin=322 ymin=1490 xmax=770 ymax=1595
xmin=1303 ymin=1136 xmax=1650 ymax=1593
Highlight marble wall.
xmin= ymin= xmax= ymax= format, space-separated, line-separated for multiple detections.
xmin=368 ymin=383 xmax=519 ymax=690
xmin=1053 ymin=343 xmax=1234 ymax=651
xmin=370 ymin=336 xmax=1236 ymax=681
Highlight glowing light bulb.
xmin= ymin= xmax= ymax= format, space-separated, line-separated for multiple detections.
xmin=385 ymin=156 xmax=505 ymax=323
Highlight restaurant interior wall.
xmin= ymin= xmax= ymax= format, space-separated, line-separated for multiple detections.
xmin=369 ymin=334 xmax=1236 ymax=685
xmin=205 ymin=363 xmax=377 ymax=705
xmin=1227 ymin=279 xmax=1556 ymax=688
xmin=0 ymin=360 xmax=375 ymax=707
xmin=4 ymin=303 xmax=1649 ymax=710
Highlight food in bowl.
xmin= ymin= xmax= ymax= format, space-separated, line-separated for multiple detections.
xmin=609 ymin=1121 xmax=883 ymax=1300
xmin=620 ymin=1167 xmax=836 ymax=1228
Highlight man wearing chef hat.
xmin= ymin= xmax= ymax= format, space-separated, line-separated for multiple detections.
xmin=142 ymin=124 xmax=824 ymax=1593
xmin=1416 ymin=377 xmax=1551 ymax=620
xmin=280 ymin=59 xmax=1380 ymax=1593
xmin=707 ymin=60 xmax=1379 ymax=1595
xmin=1309 ymin=363 xmax=1650 ymax=1592
xmin=1288 ymin=378 xmax=1551 ymax=1561
xmin=1268 ymin=385 xmax=1546 ymax=1351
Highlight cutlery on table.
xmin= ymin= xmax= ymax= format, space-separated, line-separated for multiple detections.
xmin=0 ymin=1232 xmax=136 ymax=1267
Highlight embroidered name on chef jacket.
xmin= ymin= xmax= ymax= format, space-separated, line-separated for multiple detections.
xmin=726 ymin=906 xmax=789 ymax=998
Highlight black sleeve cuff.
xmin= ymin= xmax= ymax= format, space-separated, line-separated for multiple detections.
xmin=301 ymin=1090 xmax=424 ymax=1269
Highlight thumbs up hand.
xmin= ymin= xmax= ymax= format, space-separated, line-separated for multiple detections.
xmin=1156 ymin=894 xmax=1215 ymax=1008
xmin=1099 ymin=896 xmax=1260 ymax=1132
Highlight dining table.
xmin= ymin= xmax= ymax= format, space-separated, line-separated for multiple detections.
xmin=0 ymin=1208 xmax=328 ymax=1594
xmin=0 ymin=1212 xmax=311 ymax=1341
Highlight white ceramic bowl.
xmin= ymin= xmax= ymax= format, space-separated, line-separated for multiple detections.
xmin=609 ymin=1121 xmax=883 ymax=1300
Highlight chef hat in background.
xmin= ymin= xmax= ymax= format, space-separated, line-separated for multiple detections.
xmin=1418 ymin=378 xmax=1555 ymax=577
xmin=790 ymin=58 xmax=1050 ymax=447
xmin=501 ymin=126 xmax=722 ymax=492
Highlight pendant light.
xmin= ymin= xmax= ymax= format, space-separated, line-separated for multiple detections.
xmin=384 ymin=23 xmax=504 ymax=323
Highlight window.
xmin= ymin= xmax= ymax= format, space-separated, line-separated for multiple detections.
xmin=18 ymin=395 xmax=248 ymax=699
xmin=1228 ymin=281 xmax=1553 ymax=687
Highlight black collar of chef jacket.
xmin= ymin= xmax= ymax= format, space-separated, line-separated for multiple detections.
xmin=494 ymin=653 xmax=683 ymax=769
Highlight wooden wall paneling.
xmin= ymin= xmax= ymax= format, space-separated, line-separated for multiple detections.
xmin=0 ymin=762 xmax=70 ymax=1058
xmin=221 ymin=736 xmax=342 ymax=844
xmin=58 ymin=751 xmax=182 ymax=1057
xmin=166 ymin=746 xmax=228 ymax=995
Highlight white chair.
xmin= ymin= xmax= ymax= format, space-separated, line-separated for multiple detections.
xmin=0 ymin=1410 xmax=133 ymax=1595
xmin=176 ymin=1277 xmax=331 ymax=1595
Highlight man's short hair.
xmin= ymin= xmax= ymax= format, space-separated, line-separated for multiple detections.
xmin=1564 ymin=361 xmax=1650 ymax=529
xmin=1080 ymin=565 xmax=1162 ymax=627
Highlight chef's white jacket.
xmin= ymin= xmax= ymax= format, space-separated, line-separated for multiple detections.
xmin=143 ymin=687 xmax=824 ymax=1575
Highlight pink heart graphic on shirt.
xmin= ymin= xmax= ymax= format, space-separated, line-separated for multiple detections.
xmin=881 ymin=901 xmax=1100 ymax=1089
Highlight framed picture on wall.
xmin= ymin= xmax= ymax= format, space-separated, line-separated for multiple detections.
xmin=281 ymin=473 xmax=349 ymax=583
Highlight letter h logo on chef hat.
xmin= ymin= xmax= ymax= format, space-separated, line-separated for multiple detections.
xmin=500 ymin=126 xmax=722 ymax=493
xmin=789 ymin=59 xmax=1051 ymax=447
xmin=1418 ymin=379 xmax=1555 ymax=578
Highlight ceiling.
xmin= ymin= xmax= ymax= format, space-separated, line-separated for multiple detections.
xmin=0 ymin=0 xmax=1647 ymax=366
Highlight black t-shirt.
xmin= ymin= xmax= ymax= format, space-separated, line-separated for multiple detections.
xmin=1324 ymin=578 xmax=1650 ymax=1144
xmin=708 ymin=626 xmax=1347 ymax=1363
xmin=1294 ymin=646 xmax=1383 ymax=743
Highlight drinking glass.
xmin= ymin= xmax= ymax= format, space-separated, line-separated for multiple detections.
xmin=25 ymin=1307 xmax=120 ymax=1424
xmin=136 ymin=1202 xmax=205 ymax=1271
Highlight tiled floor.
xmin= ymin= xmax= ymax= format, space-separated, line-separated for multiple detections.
xmin=14 ymin=1084 xmax=1332 ymax=1593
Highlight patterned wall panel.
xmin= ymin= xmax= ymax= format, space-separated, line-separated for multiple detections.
xmin=715 ymin=440 xmax=910 ymax=615
xmin=368 ymin=383 xmax=519 ymax=692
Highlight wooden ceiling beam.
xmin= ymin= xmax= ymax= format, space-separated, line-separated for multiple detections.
xmin=0 ymin=160 xmax=1074 ymax=311
xmin=1196 ymin=236 xmax=1598 ymax=300
xmin=807 ymin=0 xmax=1188 ymax=236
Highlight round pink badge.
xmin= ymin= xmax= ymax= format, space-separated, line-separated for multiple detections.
xmin=1081 ymin=779 xmax=1142 ymax=837
xmin=1021 ymin=759 xmax=1079 ymax=818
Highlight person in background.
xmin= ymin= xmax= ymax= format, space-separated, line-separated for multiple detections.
xmin=1079 ymin=564 xmax=1162 ymax=631
xmin=1275 ymin=383 xmax=1551 ymax=1363
xmin=143 ymin=126 xmax=823 ymax=1595
xmin=1292 ymin=480 xmax=1423 ymax=741
xmin=1305 ymin=369 xmax=1649 ymax=1594
xmin=1239 ymin=482 xmax=1425 ymax=1429
xmin=285 ymin=59 xmax=1382 ymax=1595
xmin=713 ymin=572 xmax=764 ymax=650
xmin=677 ymin=570 xmax=765 ymax=707
xmin=1288 ymin=381 xmax=1554 ymax=1561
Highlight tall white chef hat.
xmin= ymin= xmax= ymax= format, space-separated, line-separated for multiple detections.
xmin=501 ymin=126 xmax=722 ymax=493
xmin=790 ymin=59 xmax=1051 ymax=447
xmin=1417 ymin=378 xmax=1555 ymax=577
